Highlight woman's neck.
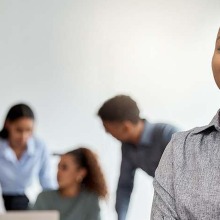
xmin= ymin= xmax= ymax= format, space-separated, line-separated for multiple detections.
xmin=8 ymin=140 xmax=27 ymax=160
xmin=59 ymin=185 xmax=81 ymax=197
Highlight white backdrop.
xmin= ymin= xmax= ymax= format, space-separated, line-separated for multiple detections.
xmin=0 ymin=0 xmax=220 ymax=219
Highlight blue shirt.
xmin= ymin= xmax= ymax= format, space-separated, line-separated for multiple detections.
xmin=116 ymin=120 xmax=178 ymax=220
xmin=0 ymin=185 xmax=5 ymax=212
xmin=0 ymin=137 xmax=54 ymax=195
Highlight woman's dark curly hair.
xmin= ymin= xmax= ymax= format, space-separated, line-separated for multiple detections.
xmin=66 ymin=147 xmax=108 ymax=199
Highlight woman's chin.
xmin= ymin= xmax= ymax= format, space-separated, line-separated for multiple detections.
xmin=58 ymin=183 xmax=65 ymax=190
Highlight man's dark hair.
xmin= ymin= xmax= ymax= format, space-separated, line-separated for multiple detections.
xmin=97 ymin=95 xmax=140 ymax=123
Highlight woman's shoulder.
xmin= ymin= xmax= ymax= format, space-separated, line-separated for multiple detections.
xmin=31 ymin=136 xmax=46 ymax=147
xmin=80 ymin=190 xmax=99 ymax=202
xmin=171 ymin=129 xmax=194 ymax=144
xmin=171 ymin=111 xmax=220 ymax=146
xmin=170 ymin=123 xmax=213 ymax=147
xmin=33 ymin=190 xmax=58 ymax=210
xmin=77 ymin=190 xmax=100 ymax=213
xmin=37 ymin=190 xmax=58 ymax=200
xmin=28 ymin=137 xmax=50 ymax=155
xmin=161 ymin=123 xmax=216 ymax=165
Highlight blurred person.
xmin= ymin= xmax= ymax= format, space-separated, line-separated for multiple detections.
xmin=0 ymin=103 xmax=54 ymax=210
xmin=98 ymin=95 xmax=178 ymax=220
xmin=33 ymin=147 xmax=108 ymax=220
xmin=0 ymin=185 xmax=5 ymax=213
xmin=151 ymin=28 xmax=220 ymax=219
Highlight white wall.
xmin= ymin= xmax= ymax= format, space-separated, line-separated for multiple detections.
xmin=0 ymin=0 xmax=220 ymax=219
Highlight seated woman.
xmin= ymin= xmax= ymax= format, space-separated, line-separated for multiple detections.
xmin=0 ymin=103 xmax=54 ymax=210
xmin=33 ymin=147 xmax=108 ymax=220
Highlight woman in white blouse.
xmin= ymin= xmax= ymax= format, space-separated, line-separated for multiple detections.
xmin=0 ymin=103 xmax=54 ymax=211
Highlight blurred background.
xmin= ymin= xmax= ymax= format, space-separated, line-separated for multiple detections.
xmin=0 ymin=0 xmax=219 ymax=219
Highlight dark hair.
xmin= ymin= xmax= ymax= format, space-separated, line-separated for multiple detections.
xmin=97 ymin=95 xmax=140 ymax=123
xmin=0 ymin=103 xmax=35 ymax=139
xmin=66 ymin=147 xmax=108 ymax=199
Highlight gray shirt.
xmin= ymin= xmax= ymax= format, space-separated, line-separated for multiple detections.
xmin=33 ymin=190 xmax=100 ymax=220
xmin=151 ymin=110 xmax=220 ymax=220
xmin=116 ymin=120 xmax=178 ymax=220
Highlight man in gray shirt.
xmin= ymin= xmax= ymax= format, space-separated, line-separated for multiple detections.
xmin=151 ymin=28 xmax=220 ymax=219
xmin=98 ymin=95 xmax=178 ymax=220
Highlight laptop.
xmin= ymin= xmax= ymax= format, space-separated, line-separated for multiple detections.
xmin=0 ymin=211 xmax=59 ymax=220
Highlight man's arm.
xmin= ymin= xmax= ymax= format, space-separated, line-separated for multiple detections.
xmin=116 ymin=147 xmax=136 ymax=220
xmin=162 ymin=124 xmax=179 ymax=147
xmin=151 ymin=136 xmax=179 ymax=220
